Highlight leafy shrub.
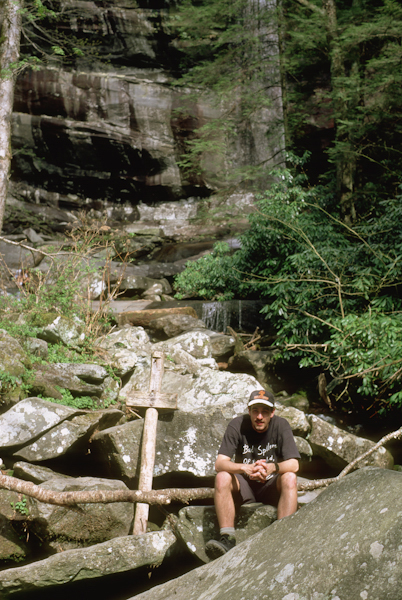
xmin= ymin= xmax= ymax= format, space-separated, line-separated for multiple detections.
xmin=174 ymin=241 xmax=238 ymax=300
xmin=174 ymin=166 xmax=402 ymax=414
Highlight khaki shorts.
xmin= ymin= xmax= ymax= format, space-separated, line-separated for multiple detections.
xmin=235 ymin=473 xmax=280 ymax=506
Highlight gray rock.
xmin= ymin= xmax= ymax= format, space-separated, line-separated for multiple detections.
xmin=308 ymin=414 xmax=394 ymax=470
xmin=153 ymin=330 xmax=213 ymax=359
xmin=276 ymin=392 xmax=310 ymax=412
xmin=12 ymin=409 xmax=123 ymax=462
xmin=12 ymin=461 xmax=74 ymax=484
xmin=148 ymin=314 xmax=207 ymax=339
xmin=24 ymin=337 xmax=49 ymax=359
xmin=30 ymin=362 xmax=110 ymax=400
xmin=109 ymin=348 xmax=140 ymax=377
xmin=22 ymin=227 xmax=44 ymax=244
xmin=31 ymin=476 xmax=134 ymax=551
xmin=0 ymin=488 xmax=37 ymax=562
xmin=0 ymin=514 xmax=30 ymax=563
xmin=296 ymin=476 xmax=325 ymax=506
xmin=91 ymin=410 xmax=228 ymax=481
xmin=197 ymin=358 xmax=219 ymax=370
xmin=119 ymin=365 xmax=261 ymax=418
xmin=0 ymin=398 xmax=77 ymax=449
xmin=228 ymin=349 xmax=279 ymax=389
xmin=131 ymin=468 xmax=402 ymax=600
xmin=97 ymin=325 xmax=152 ymax=354
xmin=294 ymin=436 xmax=313 ymax=461
xmin=37 ymin=315 xmax=86 ymax=347
xmin=176 ymin=504 xmax=277 ymax=564
xmin=0 ymin=329 xmax=31 ymax=377
xmin=118 ymin=274 xmax=162 ymax=296
xmin=275 ymin=404 xmax=310 ymax=437
xmin=0 ymin=530 xmax=177 ymax=595
xmin=0 ymin=488 xmax=37 ymax=522
xmin=169 ymin=346 xmax=202 ymax=375
xmin=0 ymin=239 xmax=42 ymax=270
xmin=204 ymin=332 xmax=235 ymax=360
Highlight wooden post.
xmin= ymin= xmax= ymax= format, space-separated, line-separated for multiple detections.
xmin=127 ymin=351 xmax=177 ymax=535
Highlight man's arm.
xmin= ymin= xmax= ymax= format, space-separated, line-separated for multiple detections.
xmin=257 ymin=458 xmax=299 ymax=479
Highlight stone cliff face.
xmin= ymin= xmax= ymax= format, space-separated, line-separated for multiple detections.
xmin=10 ymin=0 xmax=285 ymax=213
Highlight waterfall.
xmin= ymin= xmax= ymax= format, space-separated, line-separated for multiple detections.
xmin=201 ymin=300 xmax=243 ymax=333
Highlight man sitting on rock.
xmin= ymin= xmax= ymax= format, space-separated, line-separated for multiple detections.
xmin=205 ymin=389 xmax=300 ymax=559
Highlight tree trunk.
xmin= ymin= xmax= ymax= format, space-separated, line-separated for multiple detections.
xmin=0 ymin=0 xmax=23 ymax=233
xmin=293 ymin=0 xmax=356 ymax=223
xmin=322 ymin=0 xmax=356 ymax=224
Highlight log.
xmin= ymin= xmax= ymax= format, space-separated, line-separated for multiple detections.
xmin=118 ymin=307 xmax=198 ymax=327
xmin=0 ymin=473 xmax=214 ymax=507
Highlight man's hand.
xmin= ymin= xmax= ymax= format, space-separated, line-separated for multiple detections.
xmin=246 ymin=460 xmax=276 ymax=482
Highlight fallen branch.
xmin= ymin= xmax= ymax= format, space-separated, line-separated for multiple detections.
xmin=297 ymin=425 xmax=402 ymax=491
xmin=0 ymin=473 xmax=214 ymax=507
xmin=2 ymin=427 xmax=401 ymax=502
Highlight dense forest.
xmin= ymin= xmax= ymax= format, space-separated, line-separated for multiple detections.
xmin=1 ymin=0 xmax=402 ymax=417
xmin=172 ymin=0 xmax=402 ymax=417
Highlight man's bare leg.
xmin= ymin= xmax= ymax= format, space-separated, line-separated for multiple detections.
xmin=214 ymin=471 xmax=240 ymax=528
xmin=276 ymin=472 xmax=298 ymax=519
xmin=205 ymin=472 xmax=239 ymax=558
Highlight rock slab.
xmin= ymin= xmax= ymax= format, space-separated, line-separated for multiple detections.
xmin=0 ymin=531 xmax=177 ymax=596
xmin=131 ymin=468 xmax=402 ymax=600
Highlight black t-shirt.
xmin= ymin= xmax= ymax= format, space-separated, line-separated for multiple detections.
xmin=218 ymin=414 xmax=301 ymax=466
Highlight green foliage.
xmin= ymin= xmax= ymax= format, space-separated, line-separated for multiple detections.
xmin=0 ymin=213 xmax=129 ymax=343
xmin=10 ymin=496 xmax=29 ymax=516
xmin=300 ymin=311 xmax=402 ymax=414
xmin=0 ymin=214 xmax=130 ymax=410
xmin=10 ymin=0 xmax=101 ymax=76
xmin=0 ymin=371 xmax=20 ymax=393
xmin=283 ymin=0 xmax=402 ymax=202
xmin=174 ymin=242 xmax=237 ymax=300
xmin=175 ymin=161 xmax=402 ymax=414
xmin=41 ymin=387 xmax=116 ymax=410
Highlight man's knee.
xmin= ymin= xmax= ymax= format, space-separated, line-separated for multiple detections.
xmin=215 ymin=471 xmax=236 ymax=493
xmin=279 ymin=471 xmax=297 ymax=492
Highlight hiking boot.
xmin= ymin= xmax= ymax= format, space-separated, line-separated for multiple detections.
xmin=205 ymin=534 xmax=236 ymax=560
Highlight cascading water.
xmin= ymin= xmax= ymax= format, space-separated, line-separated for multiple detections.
xmin=147 ymin=299 xmax=264 ymax=333
xmin=201 ymin=300 xmax=243 ymax=332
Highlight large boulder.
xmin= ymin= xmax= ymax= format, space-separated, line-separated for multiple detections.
xmin=119 ymin=363 xmax=262 ymax=417
xmin=91 ymin=410 xmax=228 ymax=481
xmin=228 ymin=349 xmax=279 ymax=389
xmin=0 ymin=329 xmax=31 ymax=378
xmin=97 ymin=325 xmax=152 ymax=354
xmin=0 ymin=238 xmax=42 ymax=270
xmin=30 ymin=476 xmax=134 ymax=551
xmin=30 ymin=362 xmax=113 ymax=400
xmin=131 ymin=468 xmax=402 ymax=600
xmin=12 ymin=461 xmax=74 ymax=484
xmin=37 ymin=315 xmax=86 ymax=348
xmin=0 ymin=398 xmax=77 ymax=449
xmin=308 ymin=414 xmax=394 ymax=470
xmin=176 ymin=504 xmax=277 ymax=564
xmin=0 ymin=530 xmax=178 ymax=595
xmin=275 ymin=404 xmax=310 ymax=436
xmin=153 ymin=330 xmax=214 ymax=359
xmin=147 ymin=314 xmax=207 ymax=340
xmin=12 ymin=409 xmax=123 ymax=462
